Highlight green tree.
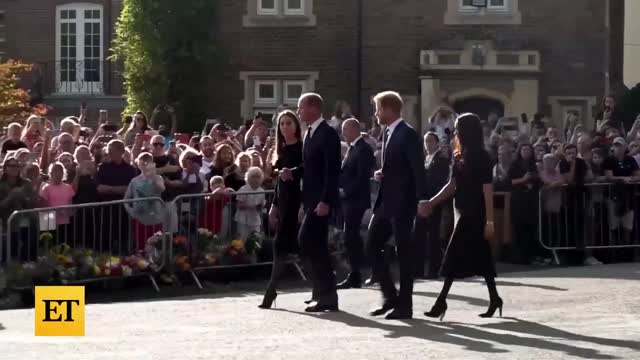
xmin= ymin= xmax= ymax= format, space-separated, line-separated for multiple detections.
xmin=111 ymin=0 xmax=220 ymax=131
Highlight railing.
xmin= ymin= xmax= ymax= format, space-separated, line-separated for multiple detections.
xmin=2 ymin=198 xmax=168 ymax=292
xmin=537 ymin=182 xmax=640 ymax=264
xmin=31 ymin=60 xmax=125 ymax=97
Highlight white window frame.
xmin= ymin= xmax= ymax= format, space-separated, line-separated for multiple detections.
xmin=283 ymin=80 xmax=306 ymax=104
xmin=284 ymin=0 xmax=305 ymax=15
xmin=55 ymin=3 xmax=104 ymax=94
xmin=254 ymin=80 xmax=279 ymax=104
xmin=257 ymin=0 xmax=278 ymax=15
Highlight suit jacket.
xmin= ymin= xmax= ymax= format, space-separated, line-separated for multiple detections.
xmin=374 ymin=121 xmax=427 ymax=218
xmin=294 ymin=120 xmax=341 ymax=210
xmin=340 ymin=137 xmax=375 ymax=210
xmin=424 ymin=149 xmax=450 ymax=198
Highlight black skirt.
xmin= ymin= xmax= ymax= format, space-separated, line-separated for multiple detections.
xmin=440 ymin=211 xmax=497 ymax=279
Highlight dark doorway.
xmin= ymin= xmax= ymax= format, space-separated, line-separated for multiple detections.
xmin=453 ymin=97 xmax=505 ymax=122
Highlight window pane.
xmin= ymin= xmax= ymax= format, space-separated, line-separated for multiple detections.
xmin=69 ymin=10 xmax=76 ymax=19
xmin=69 ymin=47 xmax=76 ymax=58
xmin=259 ymin=84 xmax=275 ymax=99
xmin=69 ymin=36 xmax=76 ymax=46
xmin=490 ymin=0 xmax=505 ymax=5
xmin=261 ymin=0 xmax=275 ymax=9
xmin=287 ymin=0 xmax=302 ymax=9
xmin=93 ymin=23 xmax=100 ymax=33
xmin=84 ymin=10 xmax=91 ymax=19
xmin=69 ymin=23 xmax=76 ymax=33
xmin=85 ymin=23 xmax=91 ymax=34
xmin=61 ymin=46 xmax=68 ymax=57
xmin=462 ymin=0 xmax=473 ymax=5
xmin=61 ymin=10 xmax=68 ymax=19
xmin=93 ymin=35 xmax=100 ymax=46
xmin=61 ymin=23 xmax=68 ymax=33
xmin=287 ymin=84 xmax=303 ymax=99
xmin=61 ymin=35 xmax=68 ymax=46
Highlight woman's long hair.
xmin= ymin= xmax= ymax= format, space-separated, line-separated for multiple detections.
xmin=213 ymin=143 xmax=234 ymax=169
xmin=514 ymin=143 xmax=537 ymax=171
xmin=128 ymin=111 xmax=151 ymax=133
xmin=272 ymin=110 xmax=302 ymax=166
xmin=453 ymin=113 xmax=485 ymax=163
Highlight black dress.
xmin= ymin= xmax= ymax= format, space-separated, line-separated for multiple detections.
xmin=440 ymin=151 xmax=496 ymax=279
xmin=273 ymin=142 xmax=303 ymax=255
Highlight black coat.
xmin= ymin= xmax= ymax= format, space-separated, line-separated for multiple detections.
xmin=340 ymin=137 xmax=376 ymax=210
xmin=374 ymin=121 xmax=428 ymax=217
xmin=294 ymin=120 xmax=342 ymax=210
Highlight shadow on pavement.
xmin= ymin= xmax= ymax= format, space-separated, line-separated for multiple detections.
xmin=274 ymin=309 xmax=637 ymax=359
xmin=0 ymin=323 xmax=4 ymax=330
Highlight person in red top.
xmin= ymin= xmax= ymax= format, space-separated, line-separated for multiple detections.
xmin=199 ymin=176 xmax=233 ymax=235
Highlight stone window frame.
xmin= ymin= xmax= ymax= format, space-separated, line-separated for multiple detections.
xmin=240 ymin=71 xmax=319 ymax=120
xmin=445 ymin=0 xmax=521 ymax=25
xmin=244 ymin=0 xmax=316 ymax=27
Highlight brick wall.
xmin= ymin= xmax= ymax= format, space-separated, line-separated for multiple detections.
xmin=3 ymin=0 xmax=625 ymax=126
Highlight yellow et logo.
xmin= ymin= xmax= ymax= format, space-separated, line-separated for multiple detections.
xmin=35 ymin=286 xmax=85 ymax=336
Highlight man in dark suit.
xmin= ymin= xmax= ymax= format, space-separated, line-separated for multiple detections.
xmin=281 ymin=93 xmax=341 ymax=312
xmin=337 ymin=118 xmax=376 ymax=289
xmin=368 ymin=91 xmax=428 ymax=320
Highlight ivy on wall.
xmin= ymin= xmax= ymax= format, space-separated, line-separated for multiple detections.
xmin=111 ymin=0 xmax=220 ymax=131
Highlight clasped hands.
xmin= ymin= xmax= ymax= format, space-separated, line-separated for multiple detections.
xmin=417 ymin=200 xmax=434 ymax=218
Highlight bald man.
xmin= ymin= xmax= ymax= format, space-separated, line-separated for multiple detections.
xmin=337 ymin=118 xmax=375 ymax=289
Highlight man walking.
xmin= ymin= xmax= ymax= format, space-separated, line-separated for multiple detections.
xmin=281 ymin=93 xmax=341 ymax=312
xmin=337 ymin=118 xmax=375 ymax=289
xmin=367 ymin=91 xmax=428 ymax=320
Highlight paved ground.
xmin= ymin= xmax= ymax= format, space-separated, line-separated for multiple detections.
xmin=1 ymin=263 xmax=639 ymax=360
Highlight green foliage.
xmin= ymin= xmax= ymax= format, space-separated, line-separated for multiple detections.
xmin=111 ymin=0 xmax=220 ymax=131
xmin=620 ymin=83 xmax=640 ymax=127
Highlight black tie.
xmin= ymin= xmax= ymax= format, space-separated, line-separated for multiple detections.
xmin=382 ymin=128 xmax=390 ymax=163
xmin=304 ymin=127 xmax=312 ymax=152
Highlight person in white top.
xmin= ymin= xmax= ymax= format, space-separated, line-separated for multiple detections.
xmin=234 ymin=167 xmax=266 ymax=240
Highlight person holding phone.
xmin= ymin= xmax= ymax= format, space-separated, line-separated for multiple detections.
xmin=594 ymin=95 xmax=625 ymax=136
xmin=124 ymin=111 xmax=152 ymax=146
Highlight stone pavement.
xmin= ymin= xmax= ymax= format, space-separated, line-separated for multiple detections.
xmin=1 ymin=263 xmax=639 ymax=360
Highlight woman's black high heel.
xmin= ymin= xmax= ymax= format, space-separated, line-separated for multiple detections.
xmin=258 ymin=291 xmax=278 ymax=309
xmin=424 ymin=299 xmax=448 ymax=321
xmin=479 ymin=297 xmax=503 ymax=318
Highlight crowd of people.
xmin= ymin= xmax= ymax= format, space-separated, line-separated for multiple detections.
xmin=0 ymin=93 xmax=639 ymax=268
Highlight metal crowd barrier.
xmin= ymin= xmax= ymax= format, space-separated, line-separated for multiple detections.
xmin=538 ymin=182 xmax=640 ymax=264
xmin=2 ymin=198 xmax=169 ymax=292
xmin=170 ymin=190 xmax=307 ymax=289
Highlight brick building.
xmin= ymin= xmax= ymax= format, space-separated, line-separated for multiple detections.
xmin=0 ymin=0 xmax=625 ymax=132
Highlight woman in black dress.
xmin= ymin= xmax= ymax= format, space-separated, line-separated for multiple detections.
xmin=259 ymin=110 xmax=303 ymax=309
xmin=422 ymin=113 xmax=502 ymax=320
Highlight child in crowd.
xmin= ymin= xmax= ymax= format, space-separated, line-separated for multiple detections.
xmin=234 ymin=167 xmax=266 ymax=240
xmin=200 ymin=176 xmax=234 ymax=236
xmin=40 ymin=162 xmax=76 ymax=244
xmin=125 ymin=152 xmax=168 ymax=249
